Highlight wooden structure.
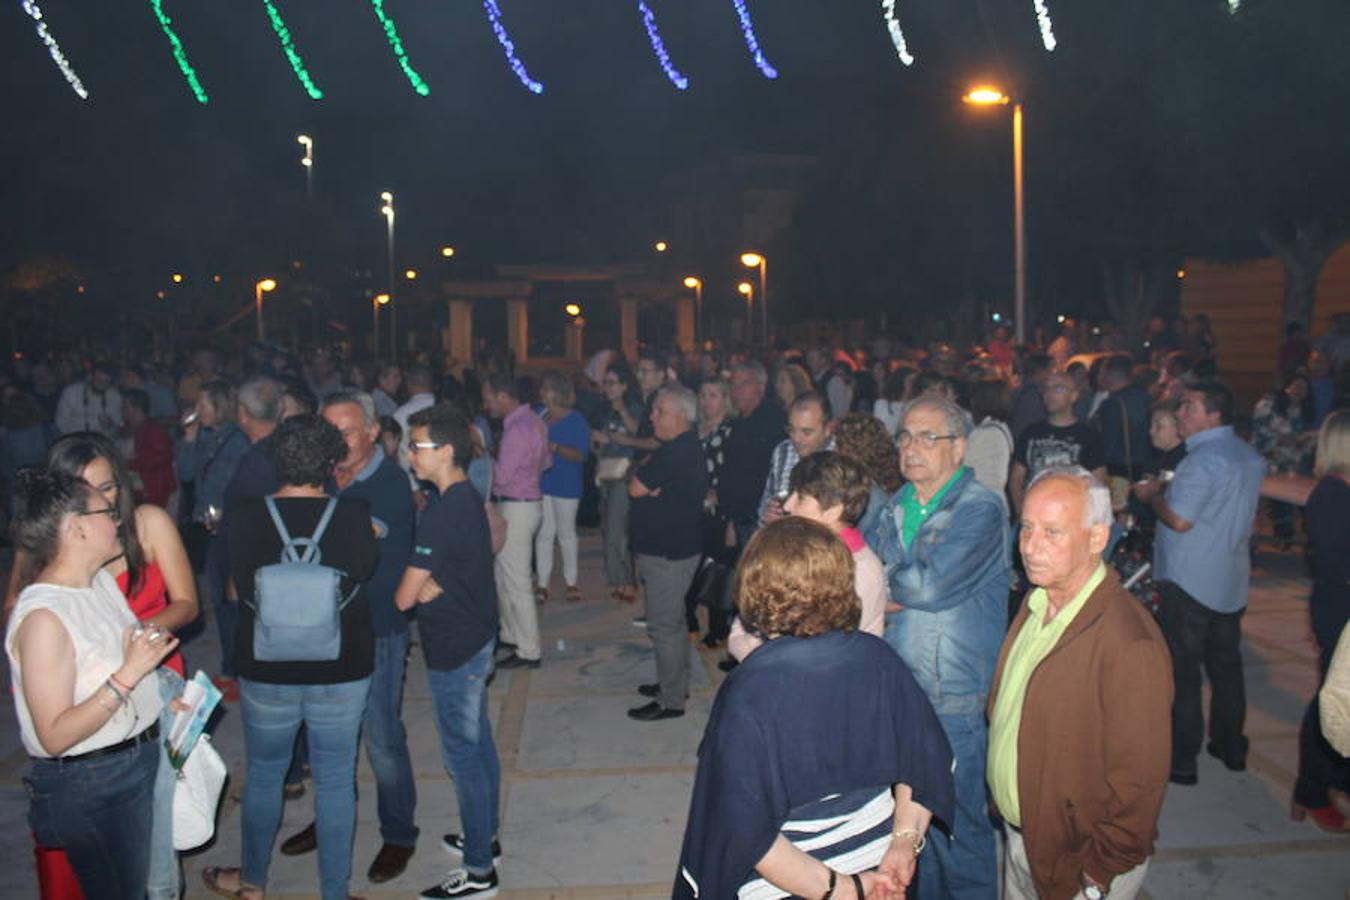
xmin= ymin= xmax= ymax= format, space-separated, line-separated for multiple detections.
xmin=1181 ymin=245 xmax=1350 ymax=401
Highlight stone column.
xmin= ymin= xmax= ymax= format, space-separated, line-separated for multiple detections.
xmin=619 ymin=295 xmax=639 ymax=363
xmin=565 ymin=319 xmax=585 ymax=361
xmin=507 ymin=296 xmax=529 ymax=364
xmin=447 ymin=299 xmax=474 ymax=367
xmin=675 ymin=295 xmax=695 ymax=353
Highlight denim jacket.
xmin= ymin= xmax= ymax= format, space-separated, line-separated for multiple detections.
xmin=865 ymin=468 xmax=1011 ymax=715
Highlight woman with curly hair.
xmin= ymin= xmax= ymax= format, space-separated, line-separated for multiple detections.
xmin=202 ymin=415 xmax=378 ymax=900
xmin=833 ymin=411 xmax=903 ymax=537
xmin=675 ymin=517 xmax=954 ymax=900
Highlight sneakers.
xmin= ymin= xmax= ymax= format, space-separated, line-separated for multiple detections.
xmin=420 ymin=868 xmax=499 ymax=898
xmin=441 ymin=833 xmax=503 ymax=860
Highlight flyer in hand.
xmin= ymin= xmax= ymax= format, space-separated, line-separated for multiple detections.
xmin=165 ymin=670 xmax=222 ymax=771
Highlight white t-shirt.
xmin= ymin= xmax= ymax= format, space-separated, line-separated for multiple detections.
xmin=6 ymin=570 xmax=163 ymax=757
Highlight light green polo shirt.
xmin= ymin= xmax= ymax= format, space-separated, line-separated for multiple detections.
xmin=987 ymin=563 xmax=1106 ymax=827
xmin=898 ymin=466 xmax=967 ymax=550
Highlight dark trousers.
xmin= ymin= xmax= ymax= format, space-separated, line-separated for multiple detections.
xmin=1294 ymin=636 xmax=1350 ymax=807
xmin=1157 ymin=581 xmax=1248 ymax=774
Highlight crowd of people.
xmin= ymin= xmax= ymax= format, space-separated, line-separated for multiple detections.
xmin=1 ymin=307 xmax=1349 ymax=899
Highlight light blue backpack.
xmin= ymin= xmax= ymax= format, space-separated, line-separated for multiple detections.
xmin=247 ymin=496 xmax=356 ymax=662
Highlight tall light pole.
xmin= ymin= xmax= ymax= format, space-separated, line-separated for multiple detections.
xmin=297 ymin=134 xmax=314 ymax=199
xmin=683 ymin=276 xmax=703 ymax=346
xmin=963 ymin=85 xmax=1026 ymax=345
xmin=737 ymin=281 xmax=754 ymax=343
xmin=740 ymin=252 xmax=767 ymax=345
xmin=379 ymin=191 xmax=395 ymax=359
xmin=255 ymin=278 xmax=277 ymax=340
xmin=372 ymin=293 xmax=389 ymax=356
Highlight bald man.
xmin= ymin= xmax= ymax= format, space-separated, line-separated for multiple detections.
xmin=987 ymin=467 xmax=1172 ymax=900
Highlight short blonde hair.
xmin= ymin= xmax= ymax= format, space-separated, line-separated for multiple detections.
xmin=1315 ymin=409 xmax=1350 ymax=478
xmin=734 ymin=517 xmax=858 ymax=639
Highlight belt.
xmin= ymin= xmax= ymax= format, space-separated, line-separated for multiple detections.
xmin=490 ymin=495 xmax=536 ymax=503
xmin=48 ymin=722 xmax=160 ymax=764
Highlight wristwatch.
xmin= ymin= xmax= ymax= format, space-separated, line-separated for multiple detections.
xmin=1081 ymin=879 xmax=1106 ymax=899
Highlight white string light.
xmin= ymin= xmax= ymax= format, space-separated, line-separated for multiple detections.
xmin=1227 ymin=0 xmax=1241 ymax=12
xmin=879 ymin=0 xmax=914 ymax=66
xmin=20 ymin=0 xmax=89 ymax=99
xmin=1032 ymin=0 xmax=1057 ymax=51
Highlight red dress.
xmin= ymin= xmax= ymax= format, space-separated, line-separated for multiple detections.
xmin=117 ymin=562 xmax=185 ymax=676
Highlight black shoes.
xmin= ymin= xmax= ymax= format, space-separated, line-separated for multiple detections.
xmin=637 ymin=683 xmax=660 ymax=698
xmin=1207 ymin=741 xmax=1247 ymax=772
xmin=627 ymin=700 xmax=684 ymax=721
xmin=280 ymin=822 xmax=317 ymax=855
xmin=1168 ymin=770 xmax=1198 ymax=786
xmin=497 ymin=653 xmax=541 ymax=670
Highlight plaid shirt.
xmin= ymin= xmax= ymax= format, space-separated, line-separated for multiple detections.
xmin=755 ymin=437 xmax=834 ymax=524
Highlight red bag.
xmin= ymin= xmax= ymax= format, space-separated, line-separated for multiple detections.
xmin=35 ymin=844 xmax=85 ymax=900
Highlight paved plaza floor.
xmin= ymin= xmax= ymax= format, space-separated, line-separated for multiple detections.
xmin=0 ymin=535 xmax=1347 ymax=898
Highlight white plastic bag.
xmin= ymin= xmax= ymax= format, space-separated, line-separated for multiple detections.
xmin=172 ymin=734 xmax=227 ymax=851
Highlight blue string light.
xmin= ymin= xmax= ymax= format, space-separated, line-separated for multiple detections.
xmin=729 ymin=0 xmax=777 ymax=79
xmin=482 ymin=0 xmax=543 ymax=94
xmin=637 ymin=1 xmax=689 ymax=90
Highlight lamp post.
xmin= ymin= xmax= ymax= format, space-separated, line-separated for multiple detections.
xmin=372 ymin=293 xmax=390 ymax=356
xmin=740 ymin=252 xmax=767 ymax=344
xmin=297 ymin=134 xmax=313 ymax=199
xmin=653 ymin=240 xmax=668 ymax=253
xmin=255 ymin=278 xmax=277 ymax=340
xmin=737 ymin=281 xmax=754 ymax=343
xmin=379 ymin=191 xmax=395 ymax=359
xmin=963 ymin=85 xmax=1026 ymax=345
xmin=683 ymin=276 xmax=703 ymax=345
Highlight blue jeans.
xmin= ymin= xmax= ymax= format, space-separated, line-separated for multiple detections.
xmin=240 ymin=677 xmax=372 ymax=900
xmin=149 ymin=669 xmax=186 ymax=900
xmin=206 ymin=536 xmax=237 ymax=678
xmin=427 ymin=640 xmax=501 ymax=874
xmin=365 ymin=630 xmax=418 ymax=846
xmin=914 ymin=712 xmax=998 ymax=900
xmin=26 ymin=736 xmax=158 ymax=900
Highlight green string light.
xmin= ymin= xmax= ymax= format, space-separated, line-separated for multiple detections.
xmin=370 ymin=0 xmax=431 ymax=96
xmin=147 ymin=0 xmax=208 ymax=103
xmin=260 ymin=0 xmax=324 ymax=100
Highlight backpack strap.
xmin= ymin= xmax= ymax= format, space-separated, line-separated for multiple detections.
xmin=264 ymin=496 xmax=295 ymax=556
xmin=265 ymin=496 xmax=339 ymax=565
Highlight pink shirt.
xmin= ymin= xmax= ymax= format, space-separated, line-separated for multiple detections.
xmin=492 ymin=404 xmax=551 ymax=501
xmin=728 ymin=525 xmax=889 ymax=661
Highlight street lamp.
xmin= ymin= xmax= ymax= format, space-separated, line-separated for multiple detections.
xmin=373 ymin=292 xmax=390 ymax=357
xmin=404 ymin=268 xmax=418 ymax=280
xmin=379 ymin=191 xmax=396 ymax=358
xmin=255 ymin=278 xmax=277 ymax=340
xmin=963 ymin=84 xmax=1026 ymax=345
xmin=171 ymin=272 xmax=184 ymax=284
xmin=740 ymin=252 xmax=767 ymax=344
xmin=737 ymin=280 xmax=754 ymax=342
xmin=440 ymin=246 xmax=456 ymax=258
xmin=297 ymin=134 xmax=314 ymax=198
xmin=564 ymin=303 xmax=582 ymax=317
xmin=653 ymin=240 xmax=668 ymax=253
xmin=683 ymin=276 xmax=703 ymax=344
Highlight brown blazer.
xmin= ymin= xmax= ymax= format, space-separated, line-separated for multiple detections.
xmin=987 ymin=569 xmax=1173 ymax=900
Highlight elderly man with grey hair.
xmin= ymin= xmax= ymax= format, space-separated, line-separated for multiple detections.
xmin=627 ymin=383 xmax=708 ymax=721
xmin=986 ymin=466 xmax=1172 ymax=900
xmin=864 ymin=395 xmax=1010 ymax=900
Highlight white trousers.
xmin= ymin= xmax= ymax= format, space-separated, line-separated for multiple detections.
xmin=495 ymin=500 xmax=543 ymax=660
xmin=1003 ymin=828 xmax=1149 ymax=900
xmin=535 ymin=495 xmax=581 ymax=589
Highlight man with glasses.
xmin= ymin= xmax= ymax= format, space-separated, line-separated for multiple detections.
xmin=866 ymin=397 xmax=1011 ymax=900
xmin=1009 ymin=372 xmax=1106 ymax=515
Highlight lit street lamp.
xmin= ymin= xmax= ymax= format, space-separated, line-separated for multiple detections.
xmin=740 ymin=252 xmax=767 ymax=344
xmin=963 ymin=85 xmax=1026 ymax=345
xmin=171 ymin=272 xmax=184 ymax=284
xmin=737 ymin=280 xmax=754 ymax=342
xmin=404 ymin=268 xmax=418 ymax=280
xmin=255 ymin=278 xmax=277 ymax=340
xmin=653 ymin=240 xmax=668 ymax=253
xmin=683 ymin=276 xmax=703 ymax=344
xmin=297 ymin=134 xmax=314 ymax=198
xmin=380 ymin=191 xmax=396 ymax=359
xmin=441 ymin=246 xmax=456 ymax=258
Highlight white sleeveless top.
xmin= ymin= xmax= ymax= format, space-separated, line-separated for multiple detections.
xmin=5 ymin=570 xmax=164 ymax=758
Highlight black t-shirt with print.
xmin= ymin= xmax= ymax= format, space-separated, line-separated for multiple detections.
xmin=1014 ymin=421 xmax=1106 ymax=482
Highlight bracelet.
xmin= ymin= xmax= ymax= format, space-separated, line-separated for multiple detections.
xmin=109 ymin=673 xmax=135 ymax=694
xmin=821 ymin=868 xmax=838 ymax=900
xmin=850 ymin=872 xmax=865 ymax=900
xmin=103 ymin=679 xmax=127 ymax=703
xmin=894 ymin=828 xmax=926 ymax=856
xmin=96 ymin=688 xmax=121 ymax=713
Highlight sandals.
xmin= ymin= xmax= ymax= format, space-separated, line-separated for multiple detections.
xmin=203 ymin=867 xmax=264 ymax=900
xmin=566 ymin=585 xmax=583 ymax=603
xmin=535 ymin=586 xmax=550 ymax=604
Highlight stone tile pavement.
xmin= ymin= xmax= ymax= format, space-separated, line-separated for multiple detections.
xmin=0 ymin=536 xmax=1346 ymax=898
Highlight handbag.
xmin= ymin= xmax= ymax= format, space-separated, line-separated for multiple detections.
xmin=595 ymin=455 xmax=631 ymax=484
xmin=172 ymin=734 xmax=227 ymax=851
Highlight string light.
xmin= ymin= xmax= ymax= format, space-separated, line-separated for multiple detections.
xmin=879 ymin=0 xmax=914 ymax=66
xmin=20 ymin=1 xmax=89 ymax=99
xmin=260 ymin=0 xmax=324 ymax=100
xmin=1032 ymin=0 xmax=1057 ymax=51
xmin=483 ymin=0 xmax=543 ymax=94
xmin=1227 ymin=0 xmax=1241 ymax=11
xmin=369 ymin=0 xmax=430 ymax=96
xmin=637 ymin=1 xmax=689 ymax=90
xmin=729 ymin=0 xmax=777 ymax=79
xmin=148 ymin=0 xmax=208 ymax=103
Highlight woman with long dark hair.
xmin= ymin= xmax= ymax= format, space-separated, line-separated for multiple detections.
xmin=5 ymin=470 xmax=177 ymax=898
xmin=591 ymin=362 xmax=645 ymax=603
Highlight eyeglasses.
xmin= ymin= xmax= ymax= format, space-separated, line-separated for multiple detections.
xmin=409 ymin=441 xmax=444 ymax=452
xmin=897 ymin=431 xmax=959 ymax=449
xmin=77 ymin=506 xmax=121 ymax=523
